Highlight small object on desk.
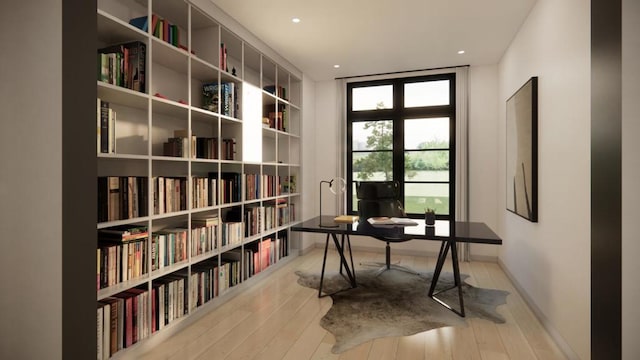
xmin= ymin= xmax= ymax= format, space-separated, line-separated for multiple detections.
xmin=367 ymin=217 xmax=418 ymax=226
xmin=334 ymin=215 xmax=359 ymax=223
xmin=425 ymin=208 xmax=436 ymax=226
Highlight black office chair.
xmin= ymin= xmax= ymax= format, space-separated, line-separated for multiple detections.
xmin=356 ymin=181 xmax=417 ymax=275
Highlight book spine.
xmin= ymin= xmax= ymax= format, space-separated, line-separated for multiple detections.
xmin=100 ymin=100 xmax=109 ymax=153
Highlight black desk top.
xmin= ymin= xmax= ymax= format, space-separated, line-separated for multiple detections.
xmin=291 ymin=216 xmax=502 ymax=245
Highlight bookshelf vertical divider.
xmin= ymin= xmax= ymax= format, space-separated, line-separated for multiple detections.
xmin=96 ymin=0 xmax=302 ymax=357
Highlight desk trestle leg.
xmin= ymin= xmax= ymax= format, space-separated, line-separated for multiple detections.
xmin=318 ymin=233 xmax=357 ymax=298
xmin=428 ymin=239 xmax=466 ymax=317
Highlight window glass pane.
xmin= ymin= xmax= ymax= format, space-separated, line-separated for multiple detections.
xmin=352 ymin=151 xmax=393 ymax=181
xmin=352 ymin=85 xmax=393 ymax=111
xmin=404 ymin=183 xmax=449 ymax=215
xmin=404 ymin=118 xmax=449 ymax=149
xmin=352 ymin=120 xmax=393 ymax=150
xmin=404 ymin=80 xmax=449 ymax=108
xmin=404 ymin=151 xmax=449 ymax=181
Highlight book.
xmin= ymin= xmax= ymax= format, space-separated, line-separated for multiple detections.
xmin=97 ymin=305 xmax=103 ymax=360
xmin=98 ymin=41 xmax=146 ymax=93
xmin=99 ymin=100 xmax=109 ymax=153
xmin=128 ymin=16 xmax=148 ymax=32
xmin=99 ymin=225 xmax=148 ymax=242
xmin=366 ymin=217 xmax=418 ymax=226
xmin=334 ymin=215 xmax=359 ymax=223
xmin=202 ymin=83 xmax=219 ymax=112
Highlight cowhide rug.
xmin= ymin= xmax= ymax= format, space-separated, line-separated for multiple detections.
xmin=295 ymin=268 xmax=509 ymax=353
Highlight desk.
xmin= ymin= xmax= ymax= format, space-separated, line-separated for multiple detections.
xmin=291 ymin=215 xmax=502 ymax=317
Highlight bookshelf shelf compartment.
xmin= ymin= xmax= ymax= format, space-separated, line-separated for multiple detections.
xmin=97 ymin=10 xmax=148 ymax=46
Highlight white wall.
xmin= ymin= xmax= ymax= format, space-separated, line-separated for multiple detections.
xmin=300 ymin=74 xmax=318 ymax=251
xmin=468 ymin=65 xmax=500 ymax=259
xmin=0 ymin=1 xmax=63 ymax=358
xmin=497 ymin=0 xmax=590 ymax=358
xmin=622 ymin=0 xmax=640 ymax=358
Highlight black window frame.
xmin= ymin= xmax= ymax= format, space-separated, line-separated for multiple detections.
xmin=346 ymin=73 xmax=456 ymax=220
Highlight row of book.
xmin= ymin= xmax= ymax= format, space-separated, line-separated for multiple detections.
xmin=202 ymin=82 xmax=239 ymax=118
xmin=221 ymin=221 xmax=243 ymax=248
xmin=153 ymin=177 xmax=187 ymax=215
xmin=98 ymin=41 xmax=146 ymax=93
xmin=243 ymin=203 xmax=287 ymax=237
xmin=263 ymin=85 xmax=287 ymax=100
xmin=263 ymin=103 xmax=288 ymax=132
xmin=215 ymin=172 xmax=242 ymax=203
xmin=97 ymin=287 xmax=149 ymax=360
xmin=97 ymin=98 xmax=116 ymax=154
xmin=192 ymin=177 xmax=217 ymax=209
xmin=97 ymin=236 xmax=290 ymax=358
xmin=98 ymin=177 xmax=149 ymax=223
xmin=165 ymin=136 xmax=235 ymax=160
xmin=244 ymin=174 xmax=280 ymax=201
xmin=129 ymin=15 xmax=186 ymax=51
xmin=249 ymin=201 xmax=296 ymax=236
xmin=162 ymin=130 xmax=236 ymax=160
xmin=151 ymin=275 xmax=188 ymax=333
xmin=97 ymin=238 xmax=148 ymax=290
xmin=188 ymin=259 xmax=221 ymax=309
xmin=96 ymin=218 xmax=291 ymax=290
xmin=162 ymin=129 xmax=194 ymax=158
xmin=278 ymin=202 xmax=296 ymax=226
xmin=98 ymin=174 xmax=294 ymax=223
xmin=151 ymin=228 xmax=188 ymax=270
xmin=191 ymin=216 xmax=219 ymax=257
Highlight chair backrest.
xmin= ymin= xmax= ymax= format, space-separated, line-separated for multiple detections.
xmin=356 ymin=181 xmax=406 ymax=219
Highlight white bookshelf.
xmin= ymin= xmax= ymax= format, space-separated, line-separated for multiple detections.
xmin=95 ymin=0 xmax=302 ymax=358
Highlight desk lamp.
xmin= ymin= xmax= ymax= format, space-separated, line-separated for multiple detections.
xmin=319 ymin=177 xmax=346 ymax=227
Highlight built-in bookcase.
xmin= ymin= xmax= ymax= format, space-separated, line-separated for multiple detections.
xmin=96 ymin=0 xmax=302 ymax=358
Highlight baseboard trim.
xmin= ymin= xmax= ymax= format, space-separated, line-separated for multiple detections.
xmin=497 ymin=258 xmax=580 ymax=360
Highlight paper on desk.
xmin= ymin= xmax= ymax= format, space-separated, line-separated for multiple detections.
xmin=367 ymin=217 xmax=418 ymax=226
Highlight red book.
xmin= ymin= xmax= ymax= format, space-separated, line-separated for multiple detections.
xmin=260 ymin=238 xmax=271 ymax=271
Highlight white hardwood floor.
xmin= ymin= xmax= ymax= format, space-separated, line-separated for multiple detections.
xmin=134 ymin=248 xmax=567 ymax=360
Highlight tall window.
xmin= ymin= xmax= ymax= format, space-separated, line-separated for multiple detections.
xmin=346 ymin=73 xmax=456 ymax=218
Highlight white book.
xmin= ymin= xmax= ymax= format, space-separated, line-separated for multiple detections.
xmin=97 ymin=306 xmax=103 ymax=360
xmin=102 ymin=303 xmax=110 ymax=359
xmin=168 ymin=281 xmax=174 ymax=323
xmin=158 ymin=284 xmax=165 ymax=330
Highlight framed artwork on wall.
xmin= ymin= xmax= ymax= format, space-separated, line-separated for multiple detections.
xmin=506 ymin=76 xmax=538 ymax=222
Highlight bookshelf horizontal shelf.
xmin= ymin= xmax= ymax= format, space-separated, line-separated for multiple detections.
xmin=97 ymin=275 xmax=150 ymax=301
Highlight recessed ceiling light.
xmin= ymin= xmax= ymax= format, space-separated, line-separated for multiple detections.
xmin=457 ymin=50 xmax=465 ymax=54
xmin=333 ymin=64 xmax=340 ymax=68
xmin=292 ymin=17 xmax=301 ymax=23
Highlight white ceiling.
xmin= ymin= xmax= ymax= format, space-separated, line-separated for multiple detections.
xmin=210 ymin=0 xmax=537 ymax=81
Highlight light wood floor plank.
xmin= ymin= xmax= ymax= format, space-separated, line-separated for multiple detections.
xmin=134 ymin=248 xmax=567 ymax=360
xmin=367 ymin=337 xmax=399 ymax=360
xmin=396 ymin=332 xmax=427 ymax=360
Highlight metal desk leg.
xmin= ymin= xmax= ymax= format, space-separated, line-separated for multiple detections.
xmin=345 ymin=235 xmax=356 ymax=283
xmin=331 ymin=233 xmax=356 ymax=288
xmin=318 ymin=233 xmax=357 ymax=297
xmin=339 ymin=235 xmax=356 ymax=279
xmin=428 ymin=239 xmax=465 ymax=317
xmin=450 ymin=239 xmax=465 ymax=316
xmin=318 ymin=233 xmax=330 ymax=298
